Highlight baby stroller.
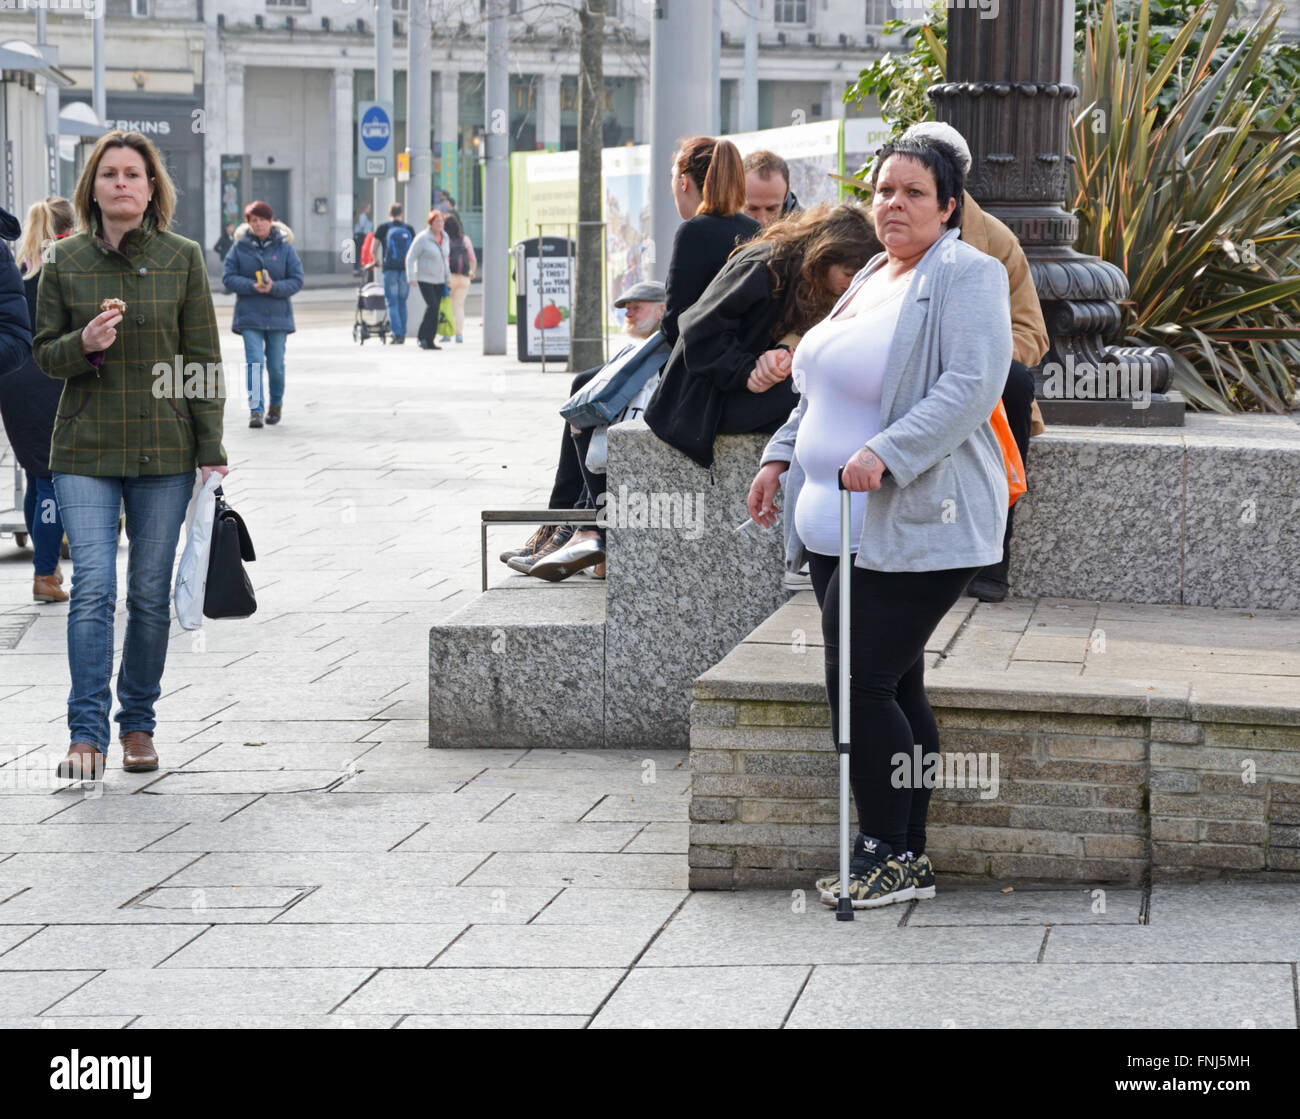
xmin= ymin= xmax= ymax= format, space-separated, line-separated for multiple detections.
xmin=353 ymin=281 xmax=389 ymax=345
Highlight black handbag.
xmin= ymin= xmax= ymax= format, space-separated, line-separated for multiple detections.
xmin=203 ymin=487 xmax=257 ymax=619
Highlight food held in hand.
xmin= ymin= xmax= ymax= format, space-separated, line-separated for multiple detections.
xmin=534 ymin=300 xmax=567 ymax=329
xmin=100 ymin=297 xmax=127 ymax=315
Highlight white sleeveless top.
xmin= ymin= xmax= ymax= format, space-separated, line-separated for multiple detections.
xmin=792 ymin=284 xmax=907 ymax=556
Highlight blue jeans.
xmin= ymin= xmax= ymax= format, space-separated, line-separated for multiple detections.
xmin=24 ymin=471 xmax=64 ymax=577
xmin=242 ymin=328 xmax=287 ymax=413
xmin=51 ymin=472 xmax=194 ymax=753
xmin=382 ymin=269 xmax=409 ymax=339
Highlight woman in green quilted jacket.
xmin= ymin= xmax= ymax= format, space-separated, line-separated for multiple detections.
xmin=33 ymin=130 xmax=229 ymax=781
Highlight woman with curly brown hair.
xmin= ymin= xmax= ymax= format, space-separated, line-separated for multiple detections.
xmin=645 ymin=203 xmax=881 ymax=469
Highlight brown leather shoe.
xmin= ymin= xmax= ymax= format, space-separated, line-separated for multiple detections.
xmin=55 ymin=743 xmax=105 ymax=780
xmin=34 ymin=574 xmax=68 ymax=603
xmin=266 ymin=405 xmax=282 ymax=425
xmin=120 ymin=730 xmax=159 ymax=772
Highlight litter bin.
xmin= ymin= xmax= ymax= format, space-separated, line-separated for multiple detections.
xmin=513 ymin=236 xmax=575 ymax=364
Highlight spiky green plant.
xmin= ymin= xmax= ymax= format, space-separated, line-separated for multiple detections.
xmin=1071 ymin=0 xmax=1300 ymax=412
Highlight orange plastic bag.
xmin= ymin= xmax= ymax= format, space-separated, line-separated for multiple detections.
xmin=990 ymin=400 xmax=1026 ymax=506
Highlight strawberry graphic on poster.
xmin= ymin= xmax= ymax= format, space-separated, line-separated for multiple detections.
xmin=534 ymin=300 xmax=568 ymax=330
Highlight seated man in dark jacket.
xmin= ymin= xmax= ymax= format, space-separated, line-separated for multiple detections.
xmin=500 ymin=280 xmax=669 ymax=580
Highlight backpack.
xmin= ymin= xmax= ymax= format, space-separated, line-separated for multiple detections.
xmin=383 ymin=224 xmax=412 ymax=270
xmin=448 ymin=236 xmax=470 ymax=276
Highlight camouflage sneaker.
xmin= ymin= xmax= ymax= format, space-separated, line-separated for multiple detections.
xmin=906 ymin=853 xmax=936 ymax=900
xmin=815 ymin=833 xmax=872 ymax=896
xmin=821 ymin=856 xmax=915 ymax=910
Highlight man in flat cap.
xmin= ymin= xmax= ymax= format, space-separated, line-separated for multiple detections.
xmin=499 ymin=280 xmax=668 ymax=579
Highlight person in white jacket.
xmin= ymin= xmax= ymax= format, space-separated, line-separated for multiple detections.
xmin=406 ymin=210 xmax=451 ymax=350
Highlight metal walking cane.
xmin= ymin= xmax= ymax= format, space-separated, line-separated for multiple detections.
xmin=835 ymin=464 xmax=854 ymax=922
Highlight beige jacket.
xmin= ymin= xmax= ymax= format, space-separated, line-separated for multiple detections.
xmin=959 ymin=194 xmax=1049 ymax=435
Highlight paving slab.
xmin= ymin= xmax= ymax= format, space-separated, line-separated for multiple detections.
xmin=530 ymin=888 xmax=688 ymax=928
xmin=0 ymin=824 xmax=185 ymax=854
xmin=46 ymin=967 xmax=375 ymax=1017
xmin=275 ymin=884 xmax=558 ymax=925
xmin=143 ymin=818 xmax=425 ymax=853
xmin=340 ymin=967 xmax=624 ymax=1016
xmin=161 ymin=924 xmax=465 ymax=969
xmin=0 ymin=971 xmax=100 ymax=1016
xmin=477 ymin=792 xmax=608 ymax=823
xmin=461 ymin=852 xmax=689 ymax=891
xmin=785 ymin=963 xmax=1297 ymax=1029
xmin=127 ymin=1015 xmax=399 ymax=1029
xmin=905 ymin=886 xmax=1144 ymax=926
xmin=582 ymin=792 xmax=691 ymax=822
xmin=0 ymin=925 xmax=203 ymax=970
xmin=392 ymin=822 xmax=642 ymax=854
xmin=48 ymin=794 xmax=261 ymax=824
xmin=590 ymin=965 xmax=811 ymax=1029
xmin=0 ymin=1016 xmax=135 ymax=1029
xmin=1044 ymin=925 xmax=1300 ymax=963
xmin=164 ymin=851 xmax=487 ymax=888
xmin=622 ymin=823 xmax=690 ymax=854
xmin=395 ymin=1014 xmax=586 ymax=1029
xmin=435 ymin=925 xmax=657 ymax=968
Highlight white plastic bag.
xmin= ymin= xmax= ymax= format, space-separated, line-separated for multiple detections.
xmin=174 ymin=472 xmax=222 ymax=630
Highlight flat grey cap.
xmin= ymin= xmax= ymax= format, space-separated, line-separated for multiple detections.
xmin=614 ymin=280 xmax=667 ymax=307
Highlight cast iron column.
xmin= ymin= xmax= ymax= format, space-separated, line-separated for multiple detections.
xmin=933 ymin=0 xmax=1182 ymax=425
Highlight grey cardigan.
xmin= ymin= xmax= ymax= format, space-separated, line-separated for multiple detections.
xmin=406 ymin=229 xmax=450 ymax=285
xmin=761 ymin=227 xmax=1013 ymax=574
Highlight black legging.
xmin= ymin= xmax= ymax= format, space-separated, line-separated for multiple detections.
xmin=416 ymin=281 xmax=443 ymax=347
xmin=807 ymin=552 xmax=977 ymax=856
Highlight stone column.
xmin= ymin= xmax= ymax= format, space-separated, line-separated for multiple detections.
xmin=539 ymin=71 xmax=562 ymax=152
xmin=935 ymin=0 xmax=1181 ymax=425
xmin=436 ymin=67 xmax=459 ymax=207
xmin=825 ymin=79 xmax=846 ymax=120
xmin=331 ymin=67 xmax=355 ymax=275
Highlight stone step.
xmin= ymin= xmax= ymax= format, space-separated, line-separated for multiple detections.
xmin=429 ymin=576 xmax=606 ymax=750
xmin=690 ymin=595 xmax=1300 ymax=889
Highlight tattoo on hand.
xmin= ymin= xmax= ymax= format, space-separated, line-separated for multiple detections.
xmin=858 ymin=449 xmax=878 ymax=470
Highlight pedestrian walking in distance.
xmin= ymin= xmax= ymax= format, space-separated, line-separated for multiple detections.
xmin=32 ymin=129 xmax=228 ymax=781
xmin=223 ymin=201 xmax=304 ymax=428
xmin=407 ymin=209 xmax=451 ymax=351
xmin=373 ymin=202 xmax=415 ymax=344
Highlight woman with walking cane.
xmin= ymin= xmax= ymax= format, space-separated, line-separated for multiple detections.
xmin=747 ymin=137 xmax=1012 ymax=908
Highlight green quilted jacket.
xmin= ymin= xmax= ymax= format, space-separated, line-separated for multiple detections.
xmin=33 ymin=221 xmax=227 ymax=476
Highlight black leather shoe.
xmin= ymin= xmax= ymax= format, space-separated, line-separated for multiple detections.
xmin=966 ymin=574 xmax=1009 ymax=603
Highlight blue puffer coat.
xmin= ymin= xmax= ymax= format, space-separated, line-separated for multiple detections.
xmin=223 ymin=221 xmax=304 ymax=335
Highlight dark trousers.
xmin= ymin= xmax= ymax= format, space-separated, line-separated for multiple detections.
xmin=808 ymin=553 xmax=977 ymax=855
xmin=981 ymin=359 xmax=1035 ymax=582
xmin=548 ymin=368 xmax=599 ymax=508
xmin=416 ymin=282 xmax=443 ymax=347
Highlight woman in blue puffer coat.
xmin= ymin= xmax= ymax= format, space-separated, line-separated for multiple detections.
xmin=223 ymin=200 xmax=304 ymax=428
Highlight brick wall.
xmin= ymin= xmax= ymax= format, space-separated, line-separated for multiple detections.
xmin=689 ymin=697 xmax=1300 ymax=888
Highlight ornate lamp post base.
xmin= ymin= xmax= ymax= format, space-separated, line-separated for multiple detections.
xmin=936 ymin=1 xmax=1184 ymax=427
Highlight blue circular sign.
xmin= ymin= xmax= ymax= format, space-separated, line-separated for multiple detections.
xmin=361 ymin=106 xmax=391 ymax=152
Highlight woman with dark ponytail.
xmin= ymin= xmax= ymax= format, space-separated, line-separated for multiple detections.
xmin=659 ymin=136 xmax=758 ymax=346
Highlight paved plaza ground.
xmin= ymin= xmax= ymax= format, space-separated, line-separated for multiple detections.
xmin=0 ymin=292 xmax=1297 ymax=1029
